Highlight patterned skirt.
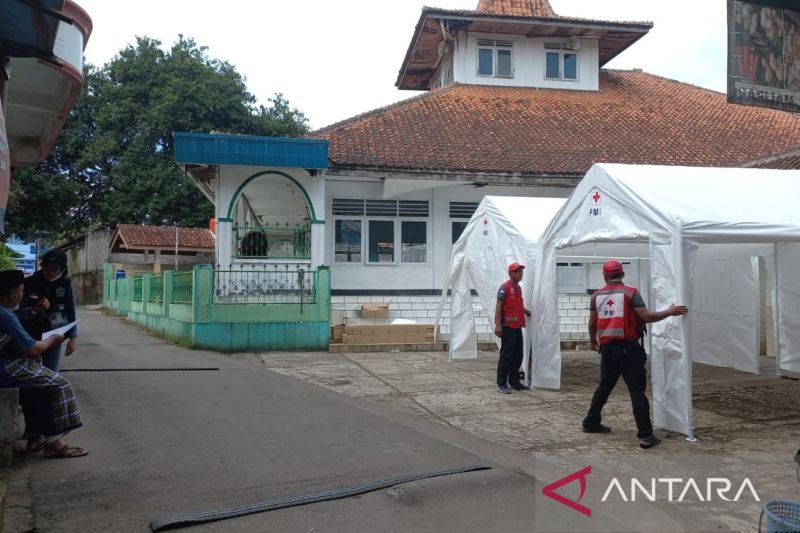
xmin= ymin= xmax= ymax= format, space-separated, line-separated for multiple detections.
xmin=0 ymin=356 xmax=82 ymax=436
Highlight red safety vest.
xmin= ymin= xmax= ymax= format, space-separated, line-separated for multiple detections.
xmin=500 ymin=279 xmax=526 ymax=329
xmin=592 ymin=283 xmax=642 ymax=344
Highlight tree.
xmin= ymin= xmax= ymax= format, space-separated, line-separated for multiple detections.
xmin=6 ymin=36 xmax=309 ymax=239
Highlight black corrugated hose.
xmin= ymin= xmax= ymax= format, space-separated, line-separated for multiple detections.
xmin=150 ymin=464 xmax=491 ymax=531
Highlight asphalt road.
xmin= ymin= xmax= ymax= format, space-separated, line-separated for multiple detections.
xmin=19 ymin=310 xmax=525 ymax=532
xmin=17 ymin=309 xmax=655 ymax=532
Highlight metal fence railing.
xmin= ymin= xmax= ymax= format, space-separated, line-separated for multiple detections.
xmin=171 ymin=271 xmax=193 ymax=303
xmin=148 ymin=275 xmax=164 ymax=303
xmin=233 ymin=223 xmax=311 ymax=260
xmin=132 ymin=276 xmax=144 ymax=302
xmin=214 ymin=264 xmax=315 ymax=304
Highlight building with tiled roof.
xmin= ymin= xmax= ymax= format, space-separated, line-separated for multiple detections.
xmin=182 ymin=0 xmax=800 ymax=345
xmin=107 ymin=224 xmax=215 ymax=275
xmin=113 ymin=224 xmax=215 ymax=252
xmin=319 ymin=73 xmax=800 ymax=180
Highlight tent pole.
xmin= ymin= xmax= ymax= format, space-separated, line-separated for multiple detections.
xmin=674 ymin=229 xmax=696 ymax=442
xmin=773 ymin=244 xmax=782 ymax=377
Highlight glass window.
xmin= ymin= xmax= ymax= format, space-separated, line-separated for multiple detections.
xmin=497 ymin=49 xmax=512 ymax=77
xmin=478 ymin=48 xmax=493 ymax=76
xmin=564 ymin=53 xmax=577 ymax=80
xmin=451 ymin=221 xmax=468 ymax=244
xmin=368 ymin=220 xmax=394 ymax=263
xmin=334 ymin=220 xmax=361 ymax=263
xmin=401 ymin=221 xmax=427 ymax=263
xmin=545 ymin=52 xmax=560 ymax=79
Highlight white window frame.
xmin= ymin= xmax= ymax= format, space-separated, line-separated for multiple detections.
xmin=476 ymin=40 xmax=514 ymax=79
xmin=331 ymin=198 xmax=431 ymax=266
xmin=332 ymin=218 xmax=363 ymax=265
xmin=400 ymin=220 xmax=429 ymax=264
xmin=544 ymin=47 xmax=579 ymax=82
xmin=366 ymin=218 xmax=398 ymax=266
xmin=556 ymin=262 xmax=587 ymax=293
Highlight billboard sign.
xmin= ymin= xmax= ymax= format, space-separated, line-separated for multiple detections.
xmin=728 ymin=0 xmax=800 ymax=112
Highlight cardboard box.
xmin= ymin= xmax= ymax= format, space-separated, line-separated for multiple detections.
xmin=330 ymin=325 xmax=345 ymax=343
xmin=361 ymin=303 xmax=389 ymax=319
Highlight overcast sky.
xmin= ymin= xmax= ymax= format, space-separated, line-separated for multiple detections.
xmin=74 ymin=0 xmax=728 ymax=130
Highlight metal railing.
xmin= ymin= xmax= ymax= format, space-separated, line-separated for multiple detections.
xmin=233 ymin=223 xmax=311 ymax=260
xmin=214 ymin=264 xmax=315 ymax=304
xmin=171 ymin=271 xmax=193 ymax=303
xmin=132 ymin=276 xmax=143 ymax=302
xmin=148 ymin=275 xmax=164 ymax=303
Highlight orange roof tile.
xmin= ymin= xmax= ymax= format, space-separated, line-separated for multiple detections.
xmin=475 ymin=0 xmax=555 ymax=18
xmin=115 ymin=224 xmax=215 ymax=250
xmin=317 ymin=71 xmax=800 ymax=177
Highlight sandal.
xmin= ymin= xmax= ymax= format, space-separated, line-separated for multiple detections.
xmin=26 ymin=437 xmax=46 ymax=453
xmin=43 ymin=444 xmax=88 ymax=459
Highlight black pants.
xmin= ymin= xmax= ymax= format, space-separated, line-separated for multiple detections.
xmin=583 ymin=340 xmax=653 ymax=439
xmin=497 ymin=327 xmax=523 ymax=387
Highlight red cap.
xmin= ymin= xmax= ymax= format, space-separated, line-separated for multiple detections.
xmin=602 ymin=260 xmax=624 ymax=276
xmin=508 ymin=262 xmax=525 ymax=273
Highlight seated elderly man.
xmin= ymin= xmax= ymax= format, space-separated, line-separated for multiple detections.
xmin=0 ymin=269 xmax=87 ymax=458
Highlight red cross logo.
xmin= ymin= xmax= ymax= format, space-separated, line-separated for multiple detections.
xmin=592 ymin=191 xmax=601 ymax=204
xmin=606 ymin=299 xmax=615 ymax=307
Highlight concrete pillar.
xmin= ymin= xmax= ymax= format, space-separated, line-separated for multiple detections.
xmin=193 ymin=264 xmax=213 ymax=324
xmin=142 ymin=275 xmax=151 ymax=315
xmin=311 ymin=222 xmax=326 ymax=267
xmin=163 ymin=270 xmax=173 ymax=318
xmin=217 ymin=219 xmax=233 ymax=268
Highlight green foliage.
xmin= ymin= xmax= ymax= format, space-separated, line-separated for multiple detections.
xmin=0 ymin=244 xmax=22 ymax=270
xmin=6 ymin=36 xmax=309 ymax=239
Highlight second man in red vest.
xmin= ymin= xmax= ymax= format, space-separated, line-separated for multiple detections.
xmin=494 ymin=262 xmax=532 ymax=394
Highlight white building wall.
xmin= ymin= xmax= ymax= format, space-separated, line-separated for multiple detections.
xmin=325 ymin=175 xmax=594 ymax=342
xmin=453 ymin=32 xmax=599 ymax=91
xmin=325 ymin=176 xmax=570 ymax=290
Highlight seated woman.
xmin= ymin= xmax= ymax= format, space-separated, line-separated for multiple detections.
xmin=0 ymin=269 xmax=87 ymax=458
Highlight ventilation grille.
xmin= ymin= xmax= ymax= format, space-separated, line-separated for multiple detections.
xmin=449 ymin=201 xmax=479 ymax=219
xmin=545 ymin=42 xmax=569 ymax=50
xmin=334 ymin=199 xmax=431 ymax=217
xmin=399 ymin=201 xmax=429 ymax=217
xmin=332 ymin=198 xmax=364 ymax=216
xmin=365 ymin=200 xmax=397 ymax=217
xmin=477 ymin=39 xmax=513 ymax=48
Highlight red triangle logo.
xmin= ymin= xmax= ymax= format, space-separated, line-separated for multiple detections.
xmin=541 ymin=465 xmax=592 ymax=516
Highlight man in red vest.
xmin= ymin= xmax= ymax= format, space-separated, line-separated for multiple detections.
xmin=494 ymin=262 xmax=531 ymax=394
xmin=582 ymin=260 xmax=688 ymax=449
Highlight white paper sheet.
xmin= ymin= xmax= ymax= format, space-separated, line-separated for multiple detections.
xmin=42 ymin=320 xmax=79 ymax=340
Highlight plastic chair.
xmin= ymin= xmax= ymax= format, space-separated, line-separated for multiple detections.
xmin=759 ymin=500 xmax=800 ymax=533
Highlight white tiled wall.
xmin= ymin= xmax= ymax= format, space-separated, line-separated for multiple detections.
xmin=331 ymin=293 xmax=591 ymax=342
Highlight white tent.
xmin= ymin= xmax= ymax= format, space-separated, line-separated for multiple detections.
xmin=531 ymin=163 xmax=800 ymax=438
xmin=436 ymin=196 xmax=566 ymax=364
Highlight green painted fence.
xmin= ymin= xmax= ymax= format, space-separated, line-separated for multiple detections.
xmin=103 ymin=263 xmax=330 ymax=351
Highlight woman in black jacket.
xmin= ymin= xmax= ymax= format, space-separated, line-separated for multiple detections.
xmin=17 ymin=249 xmax=78 ymax=372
